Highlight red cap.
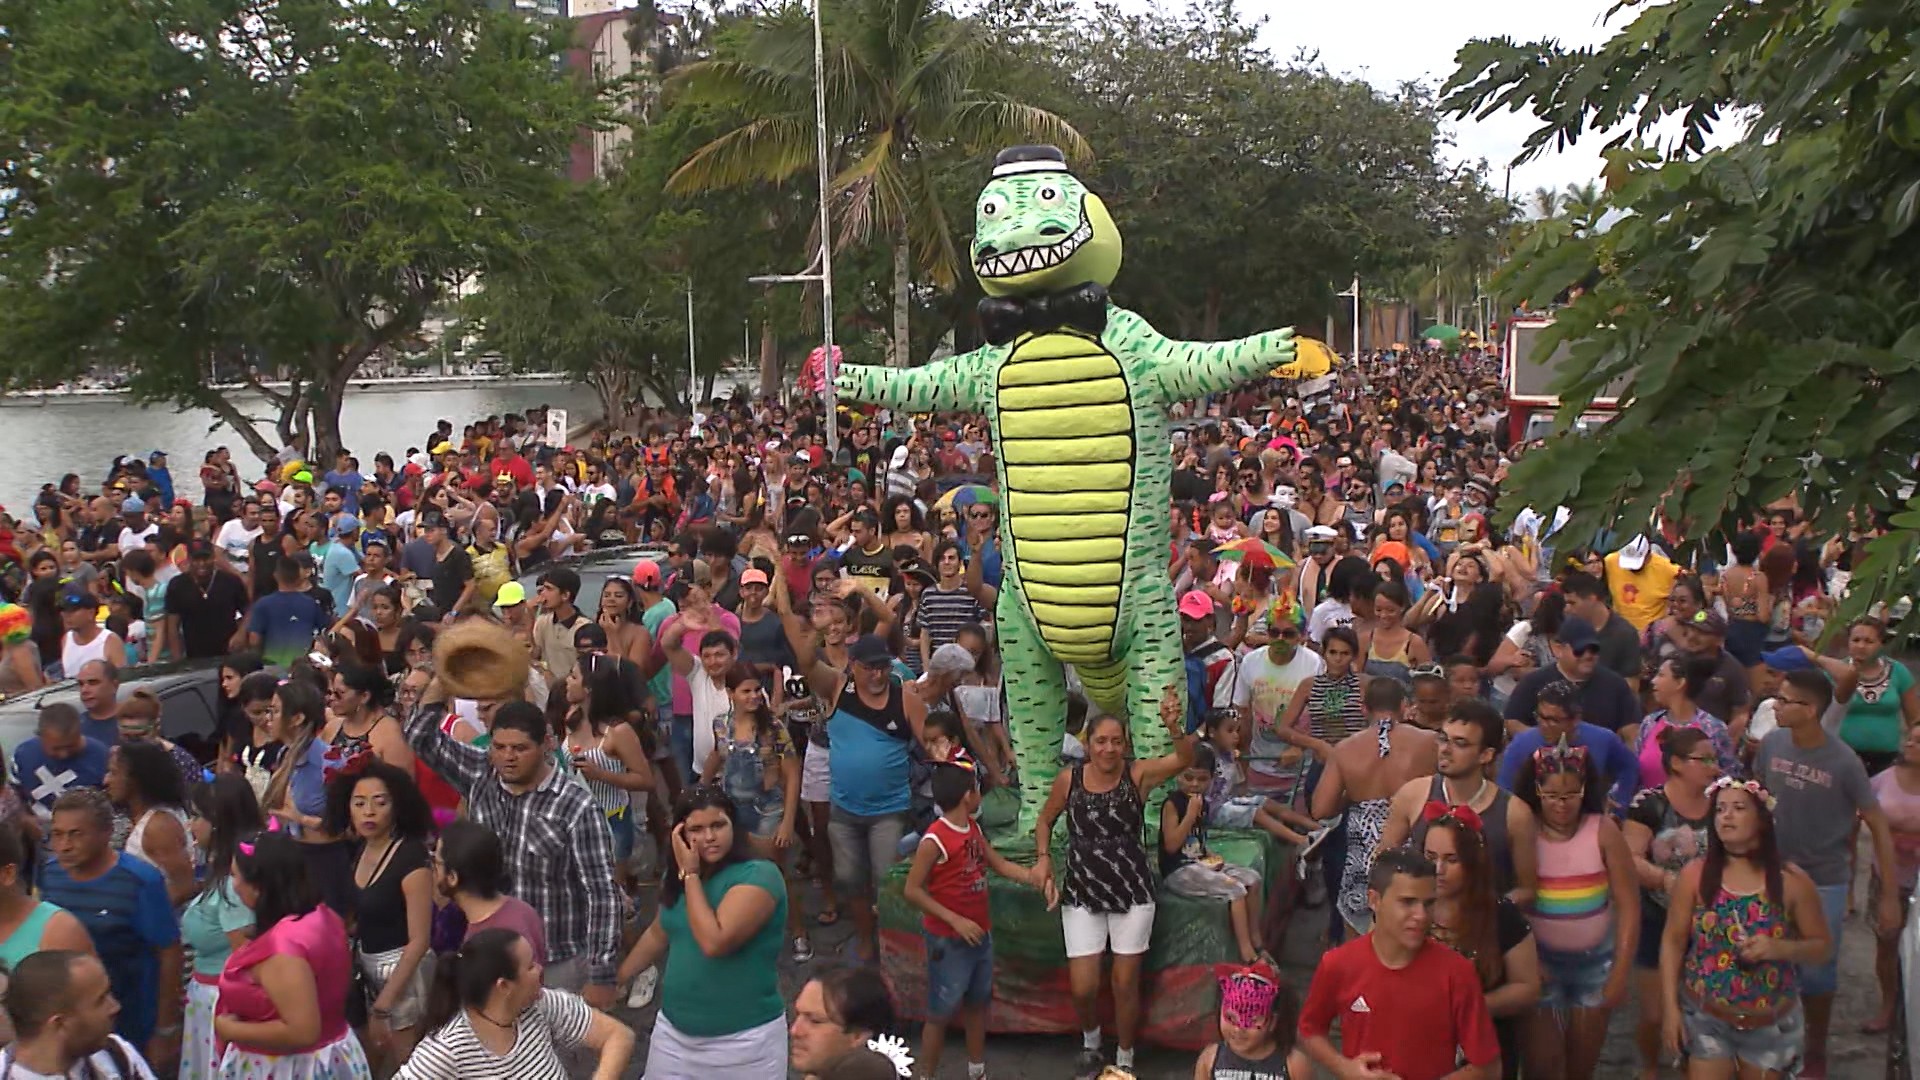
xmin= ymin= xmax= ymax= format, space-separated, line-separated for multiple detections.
xmin=631 ymin=559 xmax=662 ymax=588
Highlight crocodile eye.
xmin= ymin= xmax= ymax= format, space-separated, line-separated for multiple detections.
xmin=1036 ymin=185 xmax=1063 ymax=205
xmin=979 ymin=198 xmax=1001 ymax=218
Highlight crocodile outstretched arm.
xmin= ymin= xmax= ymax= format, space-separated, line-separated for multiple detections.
xmin=1106 ymin=307 xmax=1297 ymax=404
xmin=834 ymin=345 xmax=1000 ymax=413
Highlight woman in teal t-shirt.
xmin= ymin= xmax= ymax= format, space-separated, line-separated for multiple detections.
xmin=618 ymin=787 xmax=788 ymax=1077
xmin=1836 ymin=620 xmax=1920 ymax=772
xmin=180 ymin=775 xmax=263 ymax=1079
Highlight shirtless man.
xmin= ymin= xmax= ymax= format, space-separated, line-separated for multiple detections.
xmin=1376 ymin=698 xmax=1538 ymax=906
xmin=1310 ymin=679 xmax=1438 ymax=935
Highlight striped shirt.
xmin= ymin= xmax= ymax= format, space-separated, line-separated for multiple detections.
xmin=406 ymin=703 xmax=623 ymax=984
xmin=394 ymin=988 xmax=592 ymax=1080
xmin=916 ymin=586 xmax=983 ymax=651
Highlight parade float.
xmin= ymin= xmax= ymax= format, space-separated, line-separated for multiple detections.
xmin=836 ymin=145 xmax=1332 ymax=1045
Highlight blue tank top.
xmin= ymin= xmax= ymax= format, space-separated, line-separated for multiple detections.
xmin=826 ymin=680 xmax=912 ymax=816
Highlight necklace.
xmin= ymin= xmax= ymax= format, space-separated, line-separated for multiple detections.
xmin=473 ymin=1009 xmax=517 ymax=1029
xmin=1445 ymin=774 xmax=1491 ymax=808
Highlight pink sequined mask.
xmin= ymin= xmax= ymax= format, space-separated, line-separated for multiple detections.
xmin=1218 ymin=971 xmax=1279 ymax=1028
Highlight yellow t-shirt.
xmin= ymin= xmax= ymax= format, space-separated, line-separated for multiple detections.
xmin=1604 ymin=550 xmax=1679 ymax=631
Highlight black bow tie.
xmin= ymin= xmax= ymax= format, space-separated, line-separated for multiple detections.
xmin=978 ymin=283 xmax=1109 ymax=346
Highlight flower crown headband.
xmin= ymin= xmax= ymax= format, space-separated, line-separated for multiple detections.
xmin=1706 ymin=775 xmax=1776 ymax=813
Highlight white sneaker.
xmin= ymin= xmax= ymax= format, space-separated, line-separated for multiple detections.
xmin=626 ymin=966 xmax=658 ymax=1009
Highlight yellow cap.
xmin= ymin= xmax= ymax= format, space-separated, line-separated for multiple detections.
xmin=494 ymin=581 xmax=527 ymax=608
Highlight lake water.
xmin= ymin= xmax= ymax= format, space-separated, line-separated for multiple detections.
xmin=0 ymin=381 xmax=602 ymax=512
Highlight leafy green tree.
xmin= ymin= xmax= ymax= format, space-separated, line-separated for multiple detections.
xmin=0 ymin=0 xmax=600 ymax=465
xmin=976 ymin=0 xmax=1489 ymax=343
xmin=664 ymin=0 xmax=1088 ymax=367
xmin=1445 ymin=0 xmax=1920 ymax=624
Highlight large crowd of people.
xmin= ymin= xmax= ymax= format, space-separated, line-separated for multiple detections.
xmin=0 ymin=345 xmax=1908 ymax=1080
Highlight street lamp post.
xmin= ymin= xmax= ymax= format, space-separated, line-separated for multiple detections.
xmin=748 ymin=0 xmax=838 ymax=455
xmin=1337 ymin=276 xmax=1361 ymax=363
xmin=686 ymin=281 xmax=697 ymax=411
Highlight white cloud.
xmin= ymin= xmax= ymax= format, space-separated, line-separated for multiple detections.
xmin=1231 ymin=0 xmax=1624 ymax=199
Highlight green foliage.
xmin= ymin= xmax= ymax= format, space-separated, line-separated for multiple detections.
xmin=1444 ymin=0 xmax=1920 ymax=630
xmin=0 ymin=0 xmax=600 ymax=462
xmin=664 ymin=0 xmax=1089 ymax=365
xmin=966 ymin=0 xmax=1495 ymax=341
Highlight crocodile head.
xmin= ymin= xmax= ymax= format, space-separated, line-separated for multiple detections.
xmin=972 ymin=145 xmax=1121 ymax=298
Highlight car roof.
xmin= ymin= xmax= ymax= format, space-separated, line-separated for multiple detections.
xmin=0 ymin=657 xmax=230 ymax=762
xmin=515 ymin=544 xmax=668 ymax=612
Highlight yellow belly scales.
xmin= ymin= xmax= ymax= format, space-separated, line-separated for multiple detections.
xmin=996 ymin=332 xmax=1135 ymax=665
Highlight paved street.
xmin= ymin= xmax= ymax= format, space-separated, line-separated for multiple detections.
xmin=604 ymin=838 xmax=1897 ymax=1078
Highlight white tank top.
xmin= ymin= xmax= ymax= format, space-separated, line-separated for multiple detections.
xmin=61 ymin=629 xmax=113 ymax=679
xmin=126 ymin=805 xmax=197 ymax=869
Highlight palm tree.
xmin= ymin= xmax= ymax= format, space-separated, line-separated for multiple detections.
xmin=1560 ymin=180 xmax=1605 ymax=234
xmin=665 ymin=0 xmax=1088 ymax=366
xmin=1529 ymin=185 xmax=1562 ymax=220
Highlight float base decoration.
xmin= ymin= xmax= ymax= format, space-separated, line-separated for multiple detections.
xmin=877 ymin=829 xmax=1295 ymax=1050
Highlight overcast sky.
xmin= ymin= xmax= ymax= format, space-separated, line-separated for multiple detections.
xmin=1234 ymin=0 xmax=1624 ymax=200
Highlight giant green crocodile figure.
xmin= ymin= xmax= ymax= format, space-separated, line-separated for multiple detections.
xmin=836 ymin=145 xmax=1322 ymax=827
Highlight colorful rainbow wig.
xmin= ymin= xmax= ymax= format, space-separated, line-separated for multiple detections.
xmin=0 ymin=603 xmax=28 ymax=647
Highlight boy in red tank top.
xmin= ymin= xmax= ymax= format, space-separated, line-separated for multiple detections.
xmin=902 ymin=756 xmax=1048 ymax=1080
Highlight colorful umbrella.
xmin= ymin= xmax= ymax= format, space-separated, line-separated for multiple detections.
xmin=1212 ymin=537 xmax=1294 ymax=570
xmin=932 ymin=484 xmax=1000 ymax=514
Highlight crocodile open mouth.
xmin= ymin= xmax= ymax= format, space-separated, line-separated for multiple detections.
xmin=976 ymin=211 xmax=1094 ymax=278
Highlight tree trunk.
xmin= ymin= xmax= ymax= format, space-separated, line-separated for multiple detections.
xmin=758 ymin=318 xmax=780 ymax=400
xmin=197 ymin=391 xmax=283 ymax=468
xmin=307 ymin=381 xmax=346 ymax=466
xmin=891 ymin=230 xmax=911 ymax=367
xmin=1202 ymin=286 xmax=1223 ymax=340
xmin=588 ymin=363 xmax=630 ymax=427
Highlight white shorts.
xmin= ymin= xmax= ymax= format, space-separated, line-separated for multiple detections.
xmin=1061 ymin=903 xmax=1157 ymax=959
xmin=801 ymin=742 xmax=832 ymax=804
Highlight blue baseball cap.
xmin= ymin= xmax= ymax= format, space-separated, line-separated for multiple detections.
xmin=331 ymin=514 xmax=361 ymax=537
xmin=120 ymin=496 xmax=146 ymax=514
xmin=1759 ymin=647 xmax=1812 ymax=672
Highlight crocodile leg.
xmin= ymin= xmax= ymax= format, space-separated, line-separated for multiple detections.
xmin=997 ymin=565 xmax=1069 ymax=834
xmin=1120 ymin=571 xmax=1186 ymax=818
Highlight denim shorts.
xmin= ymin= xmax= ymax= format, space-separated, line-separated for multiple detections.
xmin=925 ymin=931 xmax=994 ymax=1018
xmin=1538 ymin=938 xmax=1615 ymax=1010
xmin=827 ymin=805 xmax=910 ymax=894
xmin=1681 ymin=996 xmax=1804 ymax=1073
xmin=607 ymin=809 xmax=634 ymax=863
xmin=1796 ymin=883 xmax=1848 ymax=996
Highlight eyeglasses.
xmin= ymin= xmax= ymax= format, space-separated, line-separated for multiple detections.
xmin=1683 ymin=755 xmax=1718 ymax=765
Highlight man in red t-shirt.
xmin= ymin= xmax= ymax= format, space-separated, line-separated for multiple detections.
xmin=1299 ymin=849 xmax=1501 ymax=1080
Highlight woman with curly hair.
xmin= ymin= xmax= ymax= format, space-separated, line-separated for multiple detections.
xmin=107 ymin=740 xmax=196 ymax=904
xmin=325 ymin=760 xmax=435 ymax=1068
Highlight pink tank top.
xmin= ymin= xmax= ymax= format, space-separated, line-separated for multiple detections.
xmin=216 ymin=905 xmax=354 ymax=1054
xmin=1531 ymin=815 xmax=1613 ymax=953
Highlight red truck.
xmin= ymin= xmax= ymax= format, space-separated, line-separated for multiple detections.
xmin=1504 ymin=315 xmax=1631 ymax=444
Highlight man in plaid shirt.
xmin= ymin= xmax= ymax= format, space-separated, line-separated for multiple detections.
xmin=407 ymin=690 xmax=624 ymax=1008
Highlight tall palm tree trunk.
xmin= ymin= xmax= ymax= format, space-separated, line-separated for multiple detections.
xmin=891 ymin=226 xmax=911 ymax=367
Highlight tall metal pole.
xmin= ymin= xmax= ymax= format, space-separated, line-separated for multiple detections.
xmin=1352 ymin=276 xmax=1361 ymax=363
xmin=812 ymin=0 xmax=837 ymax=455
xmin=686 ymin=282 xmax=697 ymax=411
